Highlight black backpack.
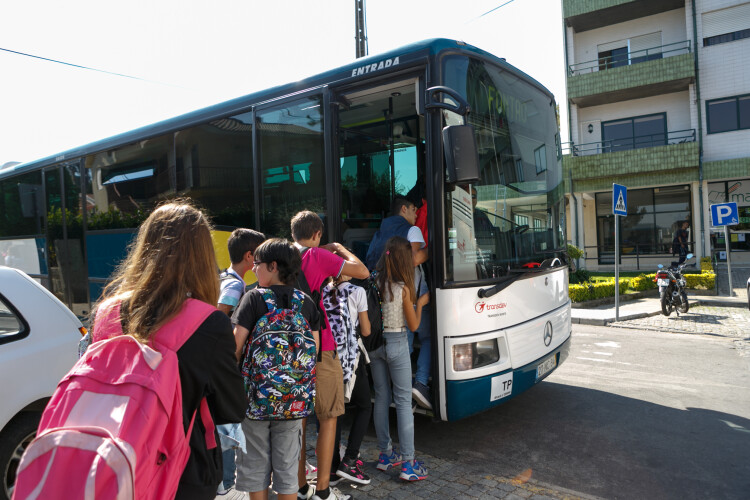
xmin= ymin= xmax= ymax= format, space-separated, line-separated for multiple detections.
xmin=349 ymin=272 xmax=384 ymax=352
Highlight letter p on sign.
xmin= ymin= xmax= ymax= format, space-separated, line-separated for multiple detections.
xmin=710 ymin=202 xmax=739 ymax=227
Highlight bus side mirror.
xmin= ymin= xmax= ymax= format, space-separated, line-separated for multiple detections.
xmin=443 ymin=125 xmax=480 ymax=184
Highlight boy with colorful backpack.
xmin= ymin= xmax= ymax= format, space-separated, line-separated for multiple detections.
xmin=232 ymin=238 xmax=321 ymax=500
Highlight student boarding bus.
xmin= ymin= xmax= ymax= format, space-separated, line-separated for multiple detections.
xmin=0 ymin=39 xmax=570 ymax=422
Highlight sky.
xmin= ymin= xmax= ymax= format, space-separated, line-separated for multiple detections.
xmin=0 ymin=0 xmax=566 ymax=166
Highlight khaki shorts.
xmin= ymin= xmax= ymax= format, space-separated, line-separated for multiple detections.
xmin=315 ymin=350 xmax=345 ymax=420
xmin=235 ymin=418 xmax=302 ymax=494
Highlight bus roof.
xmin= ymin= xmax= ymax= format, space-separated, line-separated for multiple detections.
xmin=3 ymin=38 xmax=554 ymax=178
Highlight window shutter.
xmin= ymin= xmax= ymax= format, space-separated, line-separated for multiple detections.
xmin=597 ymin=39 xmax=628 ymax=53
xmin=703 ymin=3 xmax=750 ymax=38
xmin=630 ymin=32 xmax=662 ymax=55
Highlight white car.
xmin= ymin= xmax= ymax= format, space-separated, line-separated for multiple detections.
xmin=0 ymin=267 xmax=82 ymax=500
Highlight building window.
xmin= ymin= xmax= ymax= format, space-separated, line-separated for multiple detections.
xmin=598 ymin=46 xmax=628 ymax=71
xmin=706 ymin=95 xmax=750 ymax=134
xmin=601 ymin=113 xmax=667 ymax=152
xmin=595 ymin=185 xmax=691 ymax=259
xmin=534 ymin=145 xmax=547 ymax=174
xmin=704 ymin=28 xmax=750 ymax=46
xmin=702 ymin=4 xmax=750 ymax=47
xmin=515 ymin=159 xmax=525 ymax=182
xmin=514 ymin=214 xmax=528 ymax=227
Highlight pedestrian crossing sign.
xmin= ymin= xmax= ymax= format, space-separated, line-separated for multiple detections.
xmin=613 ymin=183 xmax=627 ymax=216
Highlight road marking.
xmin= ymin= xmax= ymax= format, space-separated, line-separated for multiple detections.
xmin=722 ymin=420 xmax=750 ymax=434
xmin=576 ymin=357 xmax=612 ymax=363
xmin=594 ymin=352 xmax=613 ymax=356
xmin=595 ymin=341 xmax=620 ymax=348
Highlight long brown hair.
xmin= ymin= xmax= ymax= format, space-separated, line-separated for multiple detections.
xmin=375 ymin=236 xmax=416 ymax=304
xmin=94 ymin=199 xmax=219 ymax=342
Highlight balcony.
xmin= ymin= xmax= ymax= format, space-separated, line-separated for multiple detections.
xmin=564 ymin=0 xmax=685 ymax=33
xmin=562 ymin=129 xmax=699 ymax=191
xmin=567 ymin=41 xmax=694 ymax=107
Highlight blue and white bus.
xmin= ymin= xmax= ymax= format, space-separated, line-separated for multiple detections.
xmin=0 ymin=39 xmax=570 ymax=422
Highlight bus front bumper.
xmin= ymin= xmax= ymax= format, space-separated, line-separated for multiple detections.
xmin=444 ymin=336 xmax=571 ymax=421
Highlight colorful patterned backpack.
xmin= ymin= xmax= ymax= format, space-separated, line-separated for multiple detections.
xmin=241 ymin=288 xmax=316 ymax=420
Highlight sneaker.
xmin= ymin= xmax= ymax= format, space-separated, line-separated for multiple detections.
xmin=311 ymin=487 xmax=351 ymax=500
xmin=298 ymin=485 xmax=316 ymax=500
xmin=216 ymin=485 xmax=233 ymax=496
xmin=328 ymin=473 xmax=343 ymax=487
xmin=412 ymin=382 xmax=433 ymax=410
xmin=376 ymin=449 xmax=403 ymax=471
xmin=400 ymin=459 xmax=428 ymax=481
xmin=305 ymin=460 xmax=317 ymax=480
xmin=336 ymin=456 xmax=371 ymax=485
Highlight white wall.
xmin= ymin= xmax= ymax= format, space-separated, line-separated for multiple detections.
xmin=696 ymin=0 xmax=750 ymax=161
xmin=571 ymin=9 xmax=688 ymax=66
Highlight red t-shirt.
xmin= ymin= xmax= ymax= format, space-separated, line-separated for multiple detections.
xmin=300 ymin=247 xmax=345 ymax=352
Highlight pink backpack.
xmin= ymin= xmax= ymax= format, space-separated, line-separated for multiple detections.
xmin=13 ymin=298 xmax=218 ymax=500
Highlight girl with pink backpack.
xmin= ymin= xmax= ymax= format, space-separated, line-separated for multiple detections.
xmin=13 ymin=200 xmax=246 ymax=500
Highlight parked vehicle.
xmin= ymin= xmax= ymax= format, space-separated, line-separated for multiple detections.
xmin=0 ymin=267 xmax=83 ymax=500
xmin=655 ymin=254 xmax=693 ymax=317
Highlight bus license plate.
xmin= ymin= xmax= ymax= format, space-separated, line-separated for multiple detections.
xmin=657 ymin=279 xmax=669 ymax=286
xmin=536 ymin=356 xmax=557 ymax=381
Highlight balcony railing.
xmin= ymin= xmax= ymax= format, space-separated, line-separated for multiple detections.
xmin=568 ymin=40 xmax=691 ymax=76
xmin=562 ymin=129 xmax=696 ymax=156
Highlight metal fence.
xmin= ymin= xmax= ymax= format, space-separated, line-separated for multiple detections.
xmin=568 ymin=40 xmax=691 ymax=76
xmin=562 ymin=129 xmax=695 ymax=156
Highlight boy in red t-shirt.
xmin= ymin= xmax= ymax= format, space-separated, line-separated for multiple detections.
xmin=290 ymin=211 xmax=369 ymax=500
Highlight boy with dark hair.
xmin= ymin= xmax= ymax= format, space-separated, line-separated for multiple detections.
xmin=232 ymin=238 xmax=320 ymax=500
xmin=219 ymin=228 xmax=266 ymax=316
xmin=290 ymin=210 xmax=369 ymax=500
xmin=216 ymin=228 xmax=265 ymax=495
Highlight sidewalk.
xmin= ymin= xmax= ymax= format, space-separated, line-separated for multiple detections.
xmin=571 ymin=289 xmax=748 ymax=326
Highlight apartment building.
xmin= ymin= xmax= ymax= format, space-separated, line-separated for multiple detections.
xmin=562 ymin=0 xmax=750 ymax=271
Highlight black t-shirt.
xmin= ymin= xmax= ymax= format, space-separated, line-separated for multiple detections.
xmin=232 ymin=285 xmax=321 ymax=335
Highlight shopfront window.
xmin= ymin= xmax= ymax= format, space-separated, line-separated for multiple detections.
xmin=708 ymin=179 xmax=750 ymax=252
xmin=595 ymin=185 xmax=692 ymax=261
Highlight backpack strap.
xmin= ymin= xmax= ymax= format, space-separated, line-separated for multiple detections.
xmin=290 ymin=289 xmax=305 ymax=312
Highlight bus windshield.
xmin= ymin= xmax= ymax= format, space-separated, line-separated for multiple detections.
xmin=442 ymin=56 xmax=565 ymax=283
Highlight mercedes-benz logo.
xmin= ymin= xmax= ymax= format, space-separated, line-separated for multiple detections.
xmin=543 ymin=321 xmax=553 ymax=347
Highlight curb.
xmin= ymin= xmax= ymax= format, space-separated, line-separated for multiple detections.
xmin=572 ymin=296 xmax=747 ymax=326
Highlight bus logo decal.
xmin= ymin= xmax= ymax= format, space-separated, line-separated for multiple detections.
xmin=351 ymin=57 xmax=400 ymax=77
xmin=543 ymin=321 xmax=553 ymax=346
xmin=475 ymin=301 xmax=506 ymax=313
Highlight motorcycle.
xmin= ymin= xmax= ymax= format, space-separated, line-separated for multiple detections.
xmin=655 ymin=253 xmax=693 ymax=316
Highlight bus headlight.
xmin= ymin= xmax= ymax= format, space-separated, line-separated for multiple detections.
xmin=452 ymin=339 xmax=500 ymax=371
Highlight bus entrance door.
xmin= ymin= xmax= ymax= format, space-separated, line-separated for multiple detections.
xmin=333 ymin=78 xmax=425 ymax=260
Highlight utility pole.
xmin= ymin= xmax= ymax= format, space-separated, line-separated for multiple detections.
xmin=355 ymin=0 xmax=368 ymax=58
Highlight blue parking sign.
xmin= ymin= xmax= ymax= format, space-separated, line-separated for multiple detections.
xmin=612 ymin=183 xmax=627 ymax=216
xmin=710 ymin=202 xmax=739 ymax=227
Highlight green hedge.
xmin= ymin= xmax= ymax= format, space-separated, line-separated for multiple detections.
xmin=569 ymin=271 xmax=715 ymax=302
xmin=685 ymin=272 xmax=715 ymax=289
xmin=629 ymin=273 xmax=657 ymax=291
xmin=569 ymin=279 xmax=630 ymax=302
